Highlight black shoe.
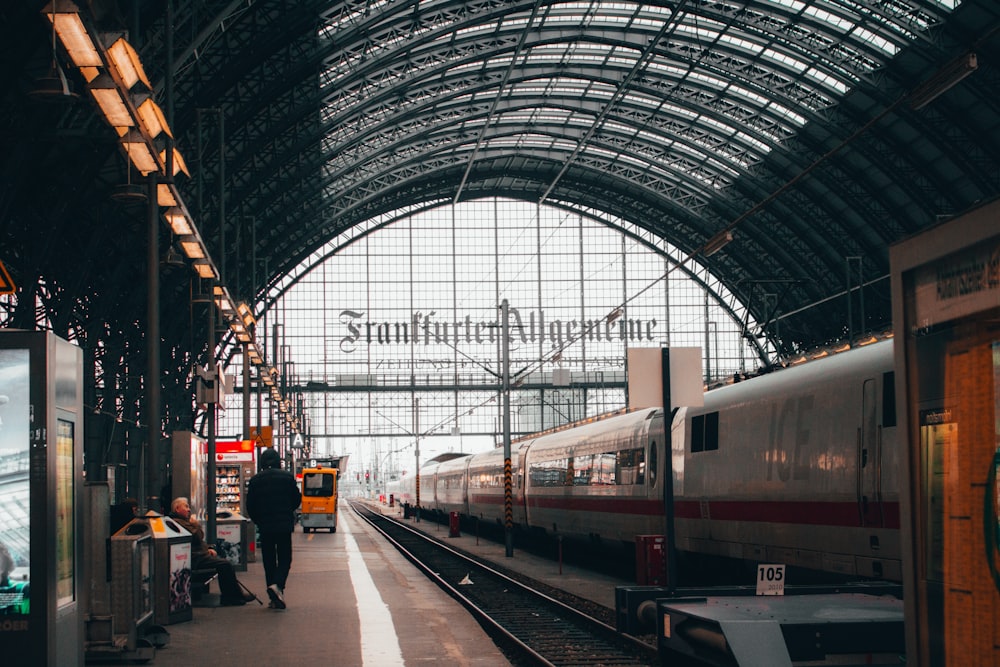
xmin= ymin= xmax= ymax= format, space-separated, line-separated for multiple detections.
xmin=266 ymin=584 xmax=286 ymax=609
xmin=220 ymin=596 xmax=247 ymax=606
xmin=242 ymin=592 xmax=256 ymax=602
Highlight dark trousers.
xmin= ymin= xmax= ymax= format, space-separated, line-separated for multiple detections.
xmin=259 ymin=530 xmax=293 ymax=590
xmin=197 ymin=554 xmax=243 ymax=601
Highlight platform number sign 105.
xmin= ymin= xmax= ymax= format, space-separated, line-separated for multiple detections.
xmin=756 ymin=564 xmax=785 ymax=596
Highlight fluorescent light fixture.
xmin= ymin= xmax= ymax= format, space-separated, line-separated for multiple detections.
xmin=163 ymin=207 xmax=193 ymax=236
xmin=179 ymin=235 xmax=205 ymax=259
xmin=702 ymin=230 xmax=733 ymax=257
xmin=43 ymin=1 xmax=102 ymax=68
xmin=237 ymin=302 xmax=256 ymax=329
xmin=157 ymin=183 xmax=178 ymax=207
xmin=77 ymin=66 xmax=99 ymax=84
xmin=106 ymin=36 xmax=152 ymax=91
xmin=192 ymin=258 xmax=218 ymax=279
xmin=88 ymin=72 xmax=134 ymax=129
xmin=135 ymin=96 xmax=171 ymax=138
xmin=120 ymin=129 xmax=160 ymax=175
xmin=214 ymin=287 xmax=235 ymax=315
xmin=909 ymin=52 xmax=977 ymax=110
xmin=159 ymin=146 xmax=190 ymax=178
xmin=247 ymin=345 xmax=263 ymax=365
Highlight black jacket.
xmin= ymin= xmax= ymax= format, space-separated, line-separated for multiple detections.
xmin=246 ymin=465 xmax=302 ymax=533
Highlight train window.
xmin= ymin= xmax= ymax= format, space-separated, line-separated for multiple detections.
xmin=691 ymin=413 xmax=719 ymax=452
xmin=593 ymin=453 xmax=616 ymax=484
xmin=616 ymin=448 xmax=645 ymax=485
xmin=648 ymin=442 xmax=657 ymax=487
xmin=882 ymin=371 xmax=897 ymax=427
xmin=529 ymin=458 xmax=569 ymax=487
xmin=573 ymin=455 xmax=593 ymax=485
xmin=704 ymin=412 xmax=719 ymax=451
xmin=691 ymin=415 xmax=705 ymax=452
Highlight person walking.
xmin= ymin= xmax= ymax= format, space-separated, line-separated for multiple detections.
xmin=246 ymin=448 xmax=301 ymax=609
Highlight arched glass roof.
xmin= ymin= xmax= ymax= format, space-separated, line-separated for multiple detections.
xmin=2 ymin=0 xmax=998 ymax=446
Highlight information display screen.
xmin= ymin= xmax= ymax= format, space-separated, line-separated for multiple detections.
xmin=0 ymin=349 xmax=30 ymax=618
xmin=55 ymin=418 xmax=74 ymax=607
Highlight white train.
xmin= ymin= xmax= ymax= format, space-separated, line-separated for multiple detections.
xmin=389 ymin=340 xmax=900 ymax=582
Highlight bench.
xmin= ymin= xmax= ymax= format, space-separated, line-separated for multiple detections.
xmin=191 ymin=568 xmax=218 ymax=603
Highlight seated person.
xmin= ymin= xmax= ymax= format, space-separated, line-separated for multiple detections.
xmin=168 ymin=497 xmax=253 ymax=606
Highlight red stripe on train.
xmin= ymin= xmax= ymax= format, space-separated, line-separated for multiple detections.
xmin=469 ymin=495 xmax=900 ymax=529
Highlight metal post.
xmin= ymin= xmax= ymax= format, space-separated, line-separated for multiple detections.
xmin=145 ymin=173 xmax=159 ymax=513
xmin=206 ymin=283 xmax=217 ymax=545
xmin=414 ymin=397 xmax=420 ymax=523
xmin=502 ymin=299 xmax=513 ymax=557
xmin=218 ymin=112 xmax=225 ymax=285
xmin=661 ymin=348 xmax=677 ymax=592
xmin=243 ymin=343 xmax=250 ymax=441
xmin=703 ymin=293 xmax=711 ymax=384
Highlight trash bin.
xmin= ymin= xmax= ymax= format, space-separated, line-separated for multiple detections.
xmin=145 ymin=512 xmax=195 ymax=625
xmin=215 ymin=510 xmax=250 ymax=572
xmin=109 ymin=518 xmax=156 ymax=643
xmin=449 ymin=511 xmax=460 ymax=538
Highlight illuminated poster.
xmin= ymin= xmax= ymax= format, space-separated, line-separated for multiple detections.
xmin=920 ymin=407 xmax=956 ymax=584
xmin=56 ymin=419 xmax=75 ymax=607
xmin=168 ymin=542 xmax=192 ymax=614
xmin=216 ymin=523 xmax=242 ymax=566
xmin=0 ymin=349 xmax=30 ymax=619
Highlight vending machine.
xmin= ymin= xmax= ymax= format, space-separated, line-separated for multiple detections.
xmin=213 ymin=440 xmax=255 ymax=569
xmin=213 ymin=440 xmax=256 ymax=515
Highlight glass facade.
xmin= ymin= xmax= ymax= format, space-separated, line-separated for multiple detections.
xmin=219 ymin=199 xmax=769 ymax=483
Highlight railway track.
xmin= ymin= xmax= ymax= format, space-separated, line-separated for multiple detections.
xmin=350 ymin=501 xmax=660 ymax=667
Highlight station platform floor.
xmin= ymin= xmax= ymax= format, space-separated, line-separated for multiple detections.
xmin=91 ymin=499 xmax=633 ymax=667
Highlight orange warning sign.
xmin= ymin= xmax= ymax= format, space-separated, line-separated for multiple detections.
xmin=0 ymin=261 xmax=15 ymax=295
xmin=250 ymin=425 xmax=273 ymax=448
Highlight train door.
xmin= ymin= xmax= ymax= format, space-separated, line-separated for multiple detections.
xmin=858 ymin=377 xmax=883 ymax=526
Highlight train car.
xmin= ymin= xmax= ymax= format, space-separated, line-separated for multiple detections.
xmin=299 ymin=466 xmax=338 ymax=533
xmin=432 ymin=454 xmax=473 ymax=517
xmin=390 ymin=340 xmax=899 ymax=582
xmin=385 ymin=476 xmax=408 ymax=506
xmin=466 ymin=444 xmax=525 ymax=527
xmin=420 ymin=460 xmax=440 ymax=509
xmin=519 ymin=407 xmax=664 ymax=543
xmin=673 ymin=339 xmax=899 ymax=581
xmin=391 ymin=453 xmax=471 ymax=513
